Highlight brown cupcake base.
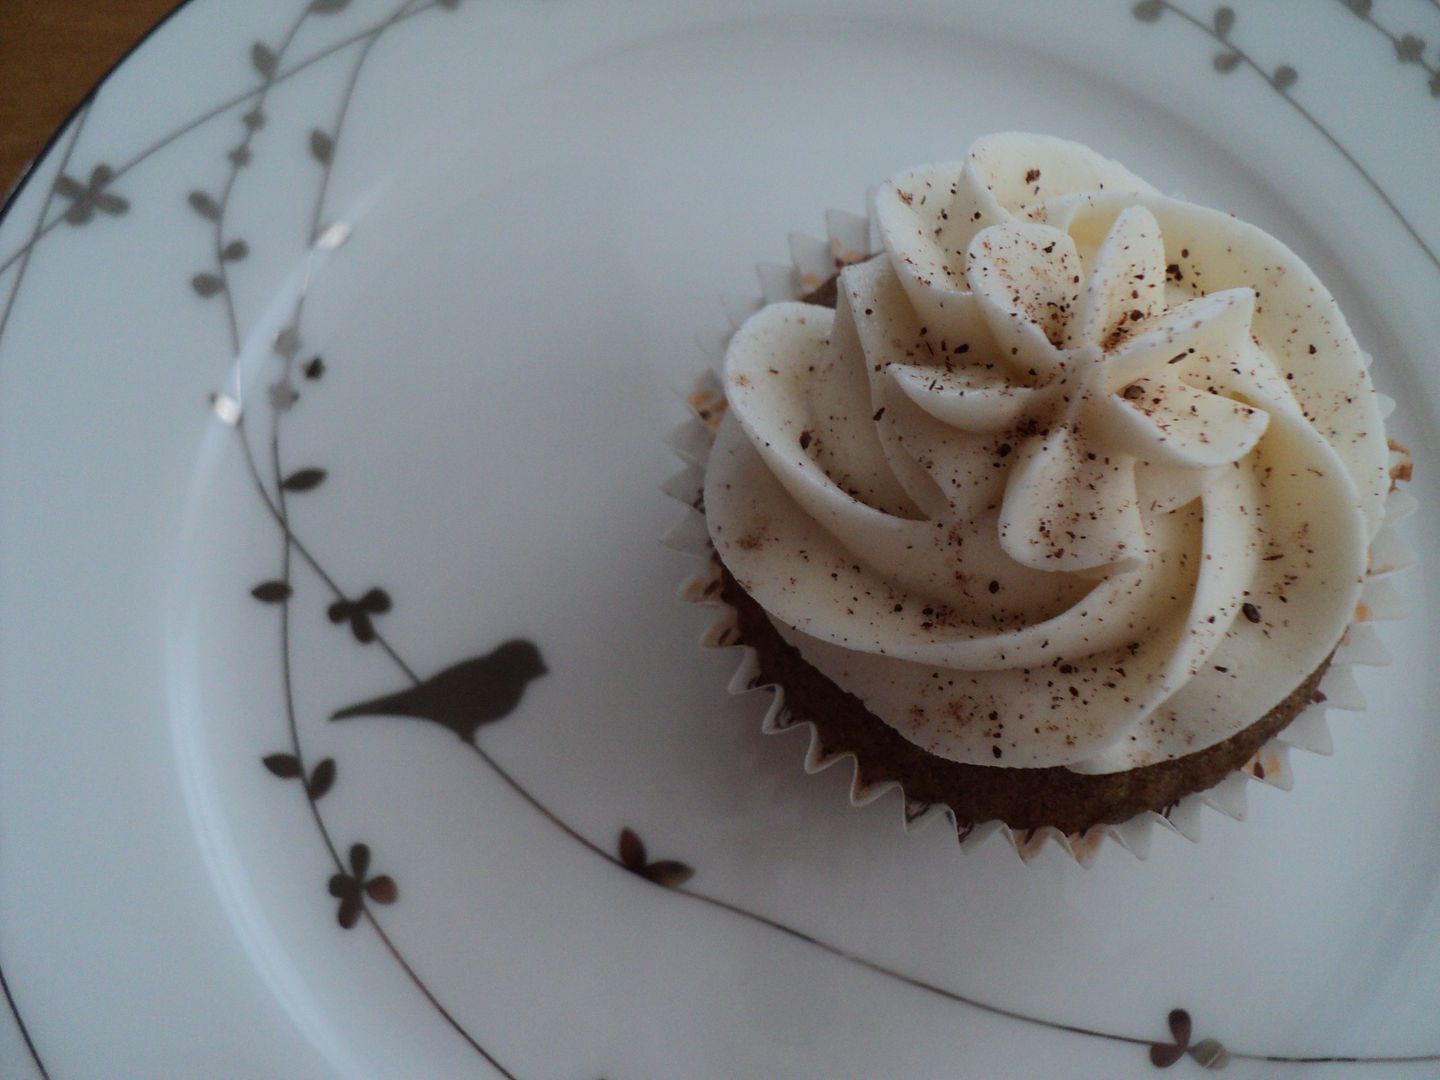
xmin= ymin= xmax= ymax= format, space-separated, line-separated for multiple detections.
xmin=719 ymin=566 xmax=1329 ymax=837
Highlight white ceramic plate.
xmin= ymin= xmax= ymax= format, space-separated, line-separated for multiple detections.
xmin=2 ymin=1 xmax=1437 ymax=1076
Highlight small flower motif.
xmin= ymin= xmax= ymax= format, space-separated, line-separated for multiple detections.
xmin=55 ymin=165 xmax=129 ymax=225
xmin=617 ymin=827 xmax=695 ymax=888
xmin=1149 ymin=1009 xmax=1229 ymax=1070
xmin=328 ymin=588 xmax=392 ymax=643
xmin=327 ymin=843 xmax=397 ymax=929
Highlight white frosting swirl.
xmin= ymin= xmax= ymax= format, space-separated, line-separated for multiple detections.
xmin=704 ymin=134 xmax=1390 ymax=773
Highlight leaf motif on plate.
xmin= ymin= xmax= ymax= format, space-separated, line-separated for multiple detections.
xmin=364 ymin=876 xmax=397 ymax=904
xmin=1166 ymin=1009 xmax=1191 ymax=1048
xmin=188 ymin=190 xmax=222 ymax=220
xmin=251 ymin=580 xmax=293 ymax=603
xmin=262 ymin=752 xmax=302 ymax=778
xmin=310 ymin=129 xmax=335 ymax=164
xmin=641 ymin=860 xmax=695 ymax=888
xmin=54 ymin=174 xmax=91 ymax=223
xmin=281 ymin=468 xmax=327 ymax=492
xmin=1149 ymin=1042 xmax=1186 ymax=1068
xmin=251 ymin=42 xmax=277 ymax=77
xmin=307 ymin=758 xmax=337 ymax=799
xmin=618 ymin=827 xmax=646 ymax=871
xmin=192 ymin=272 xmax=224 ymax=298
xmin=1189 ymin=1038 xmax=1230 ymax=1070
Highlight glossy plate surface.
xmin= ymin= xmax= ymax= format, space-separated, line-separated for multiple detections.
xmin=0 ymin=2 xmax=1436 ymax=1076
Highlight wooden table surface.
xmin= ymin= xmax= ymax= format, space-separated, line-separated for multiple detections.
xmin=1 ymin=0 xmax=182 ymax=196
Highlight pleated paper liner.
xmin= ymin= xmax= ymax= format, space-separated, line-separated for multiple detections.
xmin=663 ymin=204 xmax=1415 ymax=866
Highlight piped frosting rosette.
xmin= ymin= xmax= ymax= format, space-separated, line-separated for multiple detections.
xmin=665 ymin=134 xmax=1413 ymax=862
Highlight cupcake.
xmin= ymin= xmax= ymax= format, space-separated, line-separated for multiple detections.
xmin=671 ymin=134 xmax=1410 ymax=859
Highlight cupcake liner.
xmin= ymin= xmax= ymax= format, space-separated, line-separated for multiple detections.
xmin=663 ymin=205 xmax=1415 ymax=867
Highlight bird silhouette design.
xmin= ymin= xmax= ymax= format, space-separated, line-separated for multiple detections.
xmin=330 ymin=639 xmax=547 ymax=742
